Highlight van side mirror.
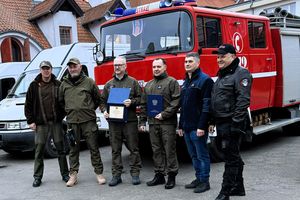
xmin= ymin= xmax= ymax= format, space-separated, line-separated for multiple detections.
xmin=93 ymin=44 xmax=104 ymax=64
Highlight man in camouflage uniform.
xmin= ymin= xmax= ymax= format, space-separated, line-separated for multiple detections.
xmin=140 ymin=58 xmax=180 ymax=189
xmin=59 ymin=58 xmax=106 ymax=187
xmin=100 ymin=56 xmax=142 ymax=186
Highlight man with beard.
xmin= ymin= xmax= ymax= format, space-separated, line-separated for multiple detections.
xmin=59 ymin=58 xmax=106 ymax=187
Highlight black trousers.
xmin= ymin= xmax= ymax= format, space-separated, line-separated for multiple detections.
xmin=216 ymin=120 xmax=244 ymax=194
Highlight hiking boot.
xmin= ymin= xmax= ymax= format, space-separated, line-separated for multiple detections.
xmin=185 ymin=179 xmax=201 ymax=189
xmin=66 ymin=171 xmax=78 ymax=187
xmin=32 ymin=179 xmax=42 ymax=187
xmin=132 ymin=176 xmax=141 ymax=185
xmin=229 ymin=185 xmax=245 ymax=196
xmin=193 ymin=181 xmax=210 ymax=193
xmin=215 ymin=193 xmax=230 ymax=200
xmin=96 ymin=174 xmax=106 ymax=185
xmin=146 ymin=173 xmax=165 ymax=186
xmin=109 ymin=176 xmax=122 ymax=186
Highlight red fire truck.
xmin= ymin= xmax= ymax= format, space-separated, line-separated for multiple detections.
xmin=93 ymin=0 xmax=300 ymax=161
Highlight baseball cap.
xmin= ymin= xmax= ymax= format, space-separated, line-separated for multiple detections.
xmin=212 ymin=44 xmax=236 ymax=55
xmin=39 ymin=61 xmax=52 ymax=68
xmin=67 ymin=58 xmax=80 ymax=65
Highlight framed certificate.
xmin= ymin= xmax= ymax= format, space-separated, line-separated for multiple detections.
xmin=109 ymin=105 xmax=125 ymax=119
xmin=107 ymin=88 xmax=130 ymax=122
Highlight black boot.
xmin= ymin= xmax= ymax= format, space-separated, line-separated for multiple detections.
xmin=165 ymin=173 xmax=176 ymax=189
xmin=229 ymin=165 xmax=245 ymax=196
xmin=32 ymin=178 xmax=42 ymax=187
xmin=215 ymin=193 xmax=230 ymax=200
xmin=229 ymin=180 xmax=245 ymax=196
xmin=146 ymin=173 xmax=165 ymax=186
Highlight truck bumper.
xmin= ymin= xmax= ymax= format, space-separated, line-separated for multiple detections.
xmin=0 ymin=129 xmax=35 ymax=152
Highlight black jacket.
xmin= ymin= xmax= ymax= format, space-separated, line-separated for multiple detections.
xmin=25 ymin=74 xmax=65 ymax=125
xmin=211 ymin=58 xmax=252 ymax=129
xmin=179 ymin=68 xmax=214 ymax=132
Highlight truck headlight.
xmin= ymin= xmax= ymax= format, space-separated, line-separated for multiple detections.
xmin=20 ymin=121 xmax=30 ymax=129
xmin=7 ymin=122 xmax=20 ymax=130
xmin=7 ymin=121 xmax=30 ymax=130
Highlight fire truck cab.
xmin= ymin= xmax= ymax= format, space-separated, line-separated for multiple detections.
xmin=93 ymin=0 xmax=300 ymax=161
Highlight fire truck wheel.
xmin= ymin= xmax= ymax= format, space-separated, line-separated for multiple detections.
xmin=208 ymin=136 xmax=224 ymax=163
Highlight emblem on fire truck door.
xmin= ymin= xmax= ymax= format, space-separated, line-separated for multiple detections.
xmin=232 ymin=32 xmax=243 ymax=53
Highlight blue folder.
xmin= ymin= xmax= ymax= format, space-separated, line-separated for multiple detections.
xmin=107 ymin=88 xmax=131 ymax=122
xmin=147 ymin=94 xmax=163 ymax=118
xmin=108 ymin=88 xmax=131 ymax=104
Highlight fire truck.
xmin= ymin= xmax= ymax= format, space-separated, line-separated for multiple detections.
xmin=93 ymin=0 xmax=300 ymax=161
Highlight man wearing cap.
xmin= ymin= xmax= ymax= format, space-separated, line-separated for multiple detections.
xmin=100 ymin=56 xmax=142 ymax=186
xmin=25 ymin=61 xmax=69 ymax=187
xmin=59 ymin=57 xmax=106 ymax=187
xmin=210 ymin=44 xmax=252 ymax=200
xmin=178 ymin=52 xmax=214 ymax=193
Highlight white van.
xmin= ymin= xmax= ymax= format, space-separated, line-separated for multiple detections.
xmin=0 ymin=43 xmax=108 ymax=157
xmin=0 ymin=62 xmax=29 ymax=100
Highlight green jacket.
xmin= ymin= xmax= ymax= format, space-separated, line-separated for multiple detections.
xmin=59 ymin=72 xmax=101 ymax=123
xmin=100 ymin=73 xmax=141 ymax=122
xmin=140 ymin=72 xmax=180 ymax=125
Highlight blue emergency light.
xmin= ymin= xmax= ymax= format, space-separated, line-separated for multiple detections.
xmin=111 ymin=0 xmax=196 ymax=18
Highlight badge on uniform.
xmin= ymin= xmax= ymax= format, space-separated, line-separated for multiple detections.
xmin=240 ymin=78 xmax=249 ymax=87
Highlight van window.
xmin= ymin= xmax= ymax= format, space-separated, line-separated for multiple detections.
xmin=248 ymin=22 xmax=266 ymax=48
xmin=0 ymin=78 xmax=15 ymax=100
xmin=197 ymin=16 xmax=222 ymax=48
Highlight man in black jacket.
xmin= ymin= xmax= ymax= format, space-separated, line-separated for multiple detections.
xmin=210 ymin=44 xmax=252 ymax=200
xmin=178 ymin=52 xmax=214 ymax=194
xmin=25 ymin=61 xmax=69 ymax=187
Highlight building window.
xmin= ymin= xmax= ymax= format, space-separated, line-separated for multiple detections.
xmin=59 ymin=26 xmax=72 ymax=45
xmin=248 ymin=22 xmax=266 ymax=48
xmin=197 ymin=16 xmax=222 ymax=48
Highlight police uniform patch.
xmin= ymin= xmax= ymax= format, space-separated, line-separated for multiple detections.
xmin=240 ymin=79 xmax=249 ymax=87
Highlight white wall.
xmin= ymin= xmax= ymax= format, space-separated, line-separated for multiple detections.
xmin=37 ymin=11 xmax=78 ymax=47
xmin=223 ymin=0 xmax=300 ymax=16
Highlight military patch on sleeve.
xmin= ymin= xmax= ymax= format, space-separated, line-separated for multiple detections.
xmin=240 ymin=78 xmax=249 ymax=87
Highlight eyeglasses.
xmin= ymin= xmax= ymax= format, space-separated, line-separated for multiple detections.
xmin=114 ymin=64 xmax=125 ymax=67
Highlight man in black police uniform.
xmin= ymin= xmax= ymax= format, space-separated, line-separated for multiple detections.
xmin=210 ymin=44 xmax=252 ymax=200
